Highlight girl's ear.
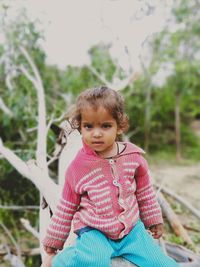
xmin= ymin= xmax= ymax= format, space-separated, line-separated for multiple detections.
xmin=117 ymin=128 xmax=123 ymax=135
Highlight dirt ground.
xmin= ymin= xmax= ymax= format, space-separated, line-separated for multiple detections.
xmin=151 ymin=163 xmax=200 ymax=210
xmin=151 ymin=162 xmax=200 ymax=251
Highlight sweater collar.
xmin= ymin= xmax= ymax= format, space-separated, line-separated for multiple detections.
xmin=82 ymin=140 xmax=98 ymax=156
xmin=82 ymin=139 xmax=145 ymax=158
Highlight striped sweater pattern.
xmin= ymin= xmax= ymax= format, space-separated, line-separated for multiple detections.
xmin=43 ymin=142 xmax=163 ymax=250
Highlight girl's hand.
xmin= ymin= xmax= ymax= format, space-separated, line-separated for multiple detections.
xmin=44 ymin=245 xmax=57 ymax=255
xmin=41 ymin=254 xmax=55 ymax=267
xmin=149 ymin=223 xmax=164 ymax=239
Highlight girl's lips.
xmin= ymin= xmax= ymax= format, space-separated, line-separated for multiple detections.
xmin=92 ymin=142 xmax=104 ymax=145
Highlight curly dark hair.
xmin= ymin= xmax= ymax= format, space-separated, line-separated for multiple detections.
xmin=69 ymin=86 xmax=129 ymax=133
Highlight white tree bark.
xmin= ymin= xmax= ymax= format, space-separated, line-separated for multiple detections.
xmin=0 ymin=97 xmax=13 ymax=116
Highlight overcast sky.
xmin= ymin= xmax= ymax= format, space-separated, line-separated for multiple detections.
xmin=2 ymin=0 xmax=173 ymax=71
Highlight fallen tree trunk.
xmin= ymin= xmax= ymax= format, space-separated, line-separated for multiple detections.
xmin=164 ymin=242 xmax=200 ymax=267
xmin=155 ymin=185 xmax=200 ymax=220
xmin=157 ymin=192 xmax=193 ymax=245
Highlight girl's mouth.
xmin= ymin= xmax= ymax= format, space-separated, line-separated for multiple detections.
xmin=92 ymin=142 xmax=104 ymax=145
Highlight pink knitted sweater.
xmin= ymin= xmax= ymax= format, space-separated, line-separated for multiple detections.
xmin=43 ymin=142 xmax=163 ymax=250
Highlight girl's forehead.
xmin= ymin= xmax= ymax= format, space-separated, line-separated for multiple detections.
xmin=81 ymin=105 xmax=106 ymax=113
xmin=81 ymin=106 xmax=115 ymax=122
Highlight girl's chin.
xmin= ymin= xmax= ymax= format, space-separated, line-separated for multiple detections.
xmin=91 ymin=143 xmax=104 ymax=149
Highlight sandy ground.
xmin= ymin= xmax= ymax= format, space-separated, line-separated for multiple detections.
xmin=151 ymin=163 xmax=200 ymax=210
xmin=151 ymin=162 xmax=200 ymax=253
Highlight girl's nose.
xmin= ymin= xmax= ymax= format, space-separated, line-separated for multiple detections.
xmin=93 ymin=128 xmax=102 ymax=137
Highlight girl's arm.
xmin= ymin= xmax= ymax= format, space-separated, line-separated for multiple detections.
xmin=42 ymin=167 xmax=80 ymax=250
xmin=135 ymin=154 xmax=163 ymax=229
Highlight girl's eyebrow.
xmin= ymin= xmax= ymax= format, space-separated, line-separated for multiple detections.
xmin=81 ymin=120 xmax=115 ymax=124
xmin=82 ymin=122 xmax=95 ymax=126
xmin=102 ymin=121 xmax=115 ymax=124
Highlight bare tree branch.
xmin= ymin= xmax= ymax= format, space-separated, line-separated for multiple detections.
xmin=0 ymin=222 xmax=21 ymax=259
xmin=156 ymin=185 xmax=200 ymax=220
xmin=19 ymin=46 xmax=43 ymax=87
xmin=46 ymin=113 xmax=65 ymax=136
xmin=0 ymin=205 xmax=39 ymax=210
xmin=0 ymin=138 xmax=32 ymax=178
xmin=88 ymin=65 xmax=134 ymax=91
xmin=113 ymin=75 xmax=134 ymax=91
xmin=123 ymin=128 xmax=140 ymax=142
xmin=0 ymin=97 xmax=13 ymax=116
xmin=57 ymin=92 xmax=73 ymax=106
xmin=47 ymin=155 xmax=59 ymax=166
xmin=19 ymin=65 xmax=37 ymax=87
xmin=0 ymin=246 xmax=40 ymax=257
xmin=3 ymin=245 xmax=25 ymax=267
xmin=5 ymin=74 xmax=15 ymax=91
xmin=88 ymin=66 xmax=113 ymax=87
xmin=26 ymin=126 xmax=38 ymax=133
xmin=20 ymin=218 xmax=39 ymax=240
xmin=19 ymin=46 xmax=47 ymax=172
xmin=0 ymin=138 xmax=59 ymax=212
xmin=158 ymin=192 xmax=194 ymax=245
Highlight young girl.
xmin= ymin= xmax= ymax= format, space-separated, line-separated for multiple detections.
xmin=42 ymin=86 xmax=179 ymax=267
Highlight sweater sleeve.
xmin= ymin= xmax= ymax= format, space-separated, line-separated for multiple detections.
xmin=42 ymin=166 xmax=80 ymax=250
xmin=135 ymin=154 xmax=163 ymax=228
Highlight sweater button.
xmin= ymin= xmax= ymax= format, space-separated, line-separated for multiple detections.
xmin=119 ymin=199 xmax=124 ymax=204
xmin=109 ymin=159 xmax=114 ymax=164
xmin=113 ymin=180 xmax=119 ymax=186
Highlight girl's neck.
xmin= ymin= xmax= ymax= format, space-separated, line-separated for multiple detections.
xmin=105 ymin=142 xmax=126 ymax=159
xmin=97 ymin=142 xmax=118 ymax=159
xmin=99 ymin=142 xmax=125 ymax=159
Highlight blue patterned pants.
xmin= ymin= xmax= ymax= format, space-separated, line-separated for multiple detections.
xmin=52 ymin=220 xmax=179 ymax=267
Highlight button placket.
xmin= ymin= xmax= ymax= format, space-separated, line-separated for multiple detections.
xmin=109 ymin=159 xmax=128 ymax=235
xmin=109 ymin=159 xmax=119 ymax=185
xmin=119 ymin=199 xmax=124 ymax=205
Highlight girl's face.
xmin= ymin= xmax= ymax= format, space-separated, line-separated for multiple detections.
xmin=81 ymin=105 xmax=122 ymax=158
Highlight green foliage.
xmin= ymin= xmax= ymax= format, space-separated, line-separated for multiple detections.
xmin=167 ymin=233 xmax=184 ymax=245
xmin=182 ymin=133 xmax=200 ymax=161
xmin=24 ymin=255 xmax=41 ymax=267
xmin=61 ymin=65 xmax=99 ymax=96
xmin=89 ymin=44 xmax=116 ymax=82
xmin=0 ymin=165 xmax=39 ymax=205
xmin=89 ymin=43 xmax=126 ymax=82
xmin=124 ymin=82 xmax=146 ymax=147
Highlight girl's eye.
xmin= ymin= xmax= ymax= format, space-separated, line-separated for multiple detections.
xmin=83 ymin=124 xmax=93 ymax=129
xmin=102 ymin=124 xmax=112 ymax=129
